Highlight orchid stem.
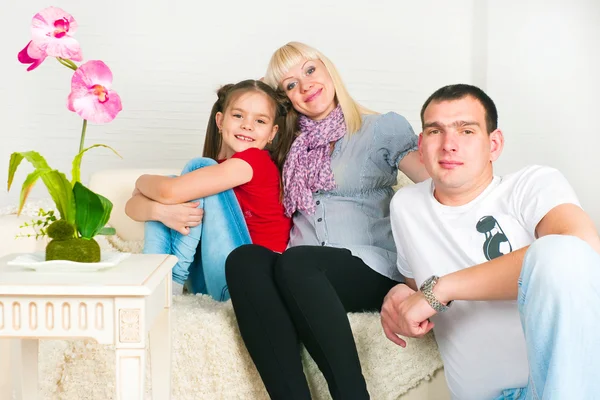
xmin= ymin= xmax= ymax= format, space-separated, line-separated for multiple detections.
xmin=79 ymin=119 xmax=88 ymax=154
xmin=65 ymin=59 xmax=78 ymax=70
xmin=56 ymin=57 xmax=77 ymax=71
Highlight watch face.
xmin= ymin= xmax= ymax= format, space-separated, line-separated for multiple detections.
xmin=421 ymin=275 xmax=436 ymax=290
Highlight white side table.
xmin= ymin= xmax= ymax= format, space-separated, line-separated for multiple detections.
xmin=0 ymin=253 xmax=176 ymax=400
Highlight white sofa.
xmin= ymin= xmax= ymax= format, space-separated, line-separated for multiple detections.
xmin=0 ymin=169 xmax=450 ymax=400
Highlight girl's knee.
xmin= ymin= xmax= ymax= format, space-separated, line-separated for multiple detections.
xmin=182 ymin=157 xmax=218 ymax=174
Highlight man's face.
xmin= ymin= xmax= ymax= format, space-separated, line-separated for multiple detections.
xmin=419 ymin=96 xmax=503 ymax=200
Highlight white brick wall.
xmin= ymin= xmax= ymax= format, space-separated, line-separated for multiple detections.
xmin=2 ymin=0 xmax=599 ymax=228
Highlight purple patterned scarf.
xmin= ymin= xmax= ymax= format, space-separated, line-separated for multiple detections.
xmin=282 ymin=104 xmax=347 ymax=217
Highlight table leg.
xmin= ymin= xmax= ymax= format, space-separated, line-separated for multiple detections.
xmin=0 ymin=339 xmax=13 ymax=400
xmin=115 ymin=348 xmax=146 ymax=400
xmin=12 ymin=339 xmax=39 ymax=400
xmin=149 ymin=307 xmax=171 ymax=400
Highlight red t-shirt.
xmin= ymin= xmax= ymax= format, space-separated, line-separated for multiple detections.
xmin=221 ymin=148 xmax=291 ymax=253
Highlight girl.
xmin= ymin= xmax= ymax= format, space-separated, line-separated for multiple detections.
xmin=225 ymin=43 xmax=430 ymax=399
xmin=125 ymin=79 xmax=295 ymax=300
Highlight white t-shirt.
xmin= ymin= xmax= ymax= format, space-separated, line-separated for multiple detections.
xmin=390 ymin=165 xmax=580 ymax=400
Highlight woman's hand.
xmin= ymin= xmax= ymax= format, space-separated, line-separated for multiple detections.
xmin=398 ymin=151 xmax=430 ymax=183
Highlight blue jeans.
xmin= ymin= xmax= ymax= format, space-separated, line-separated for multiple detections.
xmin=494 ymin=235 xmax=600 ymax=399
xmin=142 ymin=157 xmax=252 ymax=301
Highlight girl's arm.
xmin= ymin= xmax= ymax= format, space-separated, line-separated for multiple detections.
xmin=135 ymin=158 xmax=253 ymax=205
xmin=398 ymin=151 xmax=429 ymax=183
xmin=125 ymin=189 xmax=160 ymax=222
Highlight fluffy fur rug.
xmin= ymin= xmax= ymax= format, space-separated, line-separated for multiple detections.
xmin=3 ymin=200 xmax=443 ymax=399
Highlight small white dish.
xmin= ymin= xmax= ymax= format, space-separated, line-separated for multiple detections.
xmin=7 ymin=252 xmax=131 ymax=272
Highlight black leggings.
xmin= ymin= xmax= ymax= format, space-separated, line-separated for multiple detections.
xmin=225 ymin=244 xmax=398 ymax=400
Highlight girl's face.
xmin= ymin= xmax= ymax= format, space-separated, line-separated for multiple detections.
xmin=215 ymin=91 xmax=279 ymax=159
xmin=280 ymin=59 xmax=336 ymax=121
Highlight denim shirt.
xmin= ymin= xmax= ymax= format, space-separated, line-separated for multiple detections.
xmin=288 ymin=112 xmax=418 ymax=281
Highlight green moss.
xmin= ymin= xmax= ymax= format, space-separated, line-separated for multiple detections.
xmin=47 ymin=220 xmax=75 ymax=240
xmin=46 ymin=237 xmax=101 ymax=263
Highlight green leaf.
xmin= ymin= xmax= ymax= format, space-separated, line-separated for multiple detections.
xmin=8 ymin=152 xmax=75 ymax=223
xmin=97 ymin=227 xmax=116 ymax=236
xmin=8 ymin=151 xmax=52 ymax=191
xmin=7 ymin=153 xmax=24 ymax=191
xmin=17 ymin=169 xmax=48 ymax=215
xmin=18 ymin=170 xmax=74 ymax=222
xmin=71 ymin=144 xmax=122 ymax=185
xmin=73 ymin=182 xmax=113 ymax=238
xmin=42 ymin=170 xmax=76 ymax=223
xmin=14 ymin=151 xmax=51 ymax=170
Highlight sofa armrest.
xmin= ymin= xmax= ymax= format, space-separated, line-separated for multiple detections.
xmin=0 ymin=215 xmax=47 ymax=258
xmin=88 ymin=168 xmax=179 ymax=242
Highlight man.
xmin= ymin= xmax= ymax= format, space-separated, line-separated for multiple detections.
xmin=382 ymin=84 xmax=600 ymax=400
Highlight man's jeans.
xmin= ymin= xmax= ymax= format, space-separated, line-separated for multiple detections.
xmin=494 ymin=235 xmax=600 ymax=399
xmin=142 ymin=157 xmax=252 ymax=301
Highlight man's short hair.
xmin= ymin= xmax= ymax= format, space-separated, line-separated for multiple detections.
xmin=420 ymin=84 xmax=498 ymax=134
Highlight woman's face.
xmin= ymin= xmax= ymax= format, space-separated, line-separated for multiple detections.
xmin=280 ymin=59 xmax=336 ymax=120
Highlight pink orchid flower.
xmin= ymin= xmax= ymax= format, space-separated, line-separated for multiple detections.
xmin=67 ymin=61 xmax=123 ymax=124
xmin=17 ymin=41 xmax=47 ymax=71
xmin=30 ymin=6 xmax=83 ymax=61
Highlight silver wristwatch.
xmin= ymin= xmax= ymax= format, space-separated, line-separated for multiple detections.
xmin=420 ymin=275 xmax=451 ymax=313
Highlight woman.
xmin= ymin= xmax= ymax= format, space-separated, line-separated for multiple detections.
xmin=225 ymin=42 xmax=429 ymax=400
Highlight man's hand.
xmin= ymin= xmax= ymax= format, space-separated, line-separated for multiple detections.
xmin=381 ymin=284 xmax=416 ymax=347
xmin=156 ymin=202 xmax=203 ymax=235
xmin=381 ymin=284 xmax=436 ymax=348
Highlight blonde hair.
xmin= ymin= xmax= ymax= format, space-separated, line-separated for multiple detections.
xmin=264 ymin=42 xmax=376 ymax=134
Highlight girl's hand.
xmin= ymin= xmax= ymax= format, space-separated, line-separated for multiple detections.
xmin=156 ymin=202 xmax=203 ymax=235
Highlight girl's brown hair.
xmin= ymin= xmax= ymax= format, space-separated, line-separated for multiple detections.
xmin=202 ymin=79 xmax=297 ymax=174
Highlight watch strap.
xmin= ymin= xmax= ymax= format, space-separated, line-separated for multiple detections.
xmin=420 ymin=275 xmax=451 ymax=313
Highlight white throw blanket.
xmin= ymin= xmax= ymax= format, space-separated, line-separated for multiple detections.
xmin=2 ymin=201 xmax=444 ymax=399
